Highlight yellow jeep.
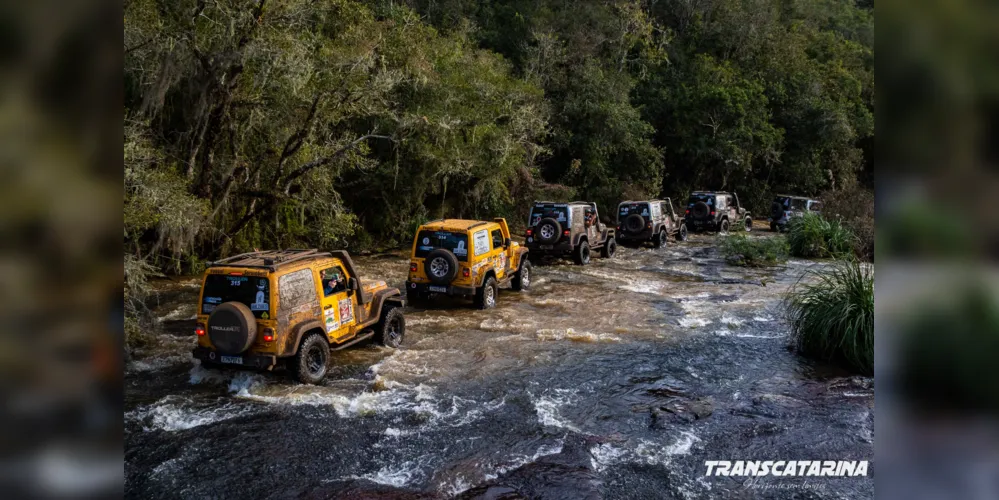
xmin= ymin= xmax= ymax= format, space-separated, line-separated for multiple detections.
xmin=192 ymin=249 xmax=405 ymax=384
xmin=406 ymin=218 xmax=531 ymax=309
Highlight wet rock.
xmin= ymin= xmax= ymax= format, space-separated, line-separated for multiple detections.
xmin=459 ymin=485 xmax=526 ymax=500
xmin=650 ymin=398 xmax=714 ymax=427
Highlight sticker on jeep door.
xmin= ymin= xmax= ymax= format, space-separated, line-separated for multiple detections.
xmin=338 ymin=298 xmax=354 ymax=324
xmin=324 ymin=306 xmax=340 ymax=332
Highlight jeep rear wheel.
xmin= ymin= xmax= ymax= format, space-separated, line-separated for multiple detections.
xmin=293 ymin=333 xmax=330 ymax=384
xmin=573 ymin=241 xmax=591 ymax=265
xmin=512 ymin=260 xmax=532 ymax=291
xmin=377 ymin=306 xmax=405 ymax=348
xmin=653 ymin=229 xmax=667 ymax=248
xmin=601 ymin=239 xmax=617 ymax=258
xmin=475 ymin=276 xmax=498 ymax=309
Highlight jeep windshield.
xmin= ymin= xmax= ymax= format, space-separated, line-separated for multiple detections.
xmin=415 ymin=230 xmax=469 ymax=262
xmin=529 ymin=205 xmax=569 ymax=227
xmin=687 ymin=194 xmax=716 ymax=207
xmin=618 ymin=202 xmax=651 ymax=221
xmin=201 ymin=275 xmax=271 ymax=318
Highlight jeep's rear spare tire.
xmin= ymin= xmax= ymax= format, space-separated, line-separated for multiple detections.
xmin=770 ymin=202 xmax=784 ymax=220
xmin=208 ymin=302 xmax=256 ymax=354
xmin=692 ymin=201 xmax=710 ymax=219
xmin=623 ymin=214 xmax=645 ymax=233
xmin=536 ymin=218 xmax=562 ymax=244
xmin=425 ymin=249 xmax=459 ymax=285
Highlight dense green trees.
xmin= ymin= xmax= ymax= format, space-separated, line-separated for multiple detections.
xmin=125 ymin=0 xmax=873 ymax=273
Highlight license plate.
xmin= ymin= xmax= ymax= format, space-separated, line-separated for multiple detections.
xmin=540 ymin=245 xmax=553 ymax=249
xmin=220 ymin=355 xmax=243 ymax=365
xmin=428 ymin=285 xmax=448 ymax=293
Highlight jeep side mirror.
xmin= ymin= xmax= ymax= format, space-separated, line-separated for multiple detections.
xmin=347 ymin=277 xmax=358 ymax=292
xmin=504 ymin=238 xmax=512 ymax=248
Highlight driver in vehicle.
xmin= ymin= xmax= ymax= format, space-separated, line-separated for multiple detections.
xmin=322 ymin=268 xmax=344 ymax=296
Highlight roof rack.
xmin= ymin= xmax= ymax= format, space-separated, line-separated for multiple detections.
xmin=208 ymin=249 xmax=328 ymax=271
xmin=467 ymin=221 xmax=489 ymax=230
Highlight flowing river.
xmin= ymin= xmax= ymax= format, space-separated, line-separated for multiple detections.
xmin=125 ymin=234 xmax=873 ymax=499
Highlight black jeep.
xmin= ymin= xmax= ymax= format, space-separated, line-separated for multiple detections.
xmin=525 ymin=201 xmax=616 ymax=265
xmin=616 ymin=199 xmax=688 ymax=247
xmin=684 ymin=191 xmax=753 ymax=233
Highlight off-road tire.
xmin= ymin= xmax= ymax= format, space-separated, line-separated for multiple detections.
xmin=718 ymin=219 xmax=730 ymax=234
xmin=207 ymin=302 xmax=257 ymax=354
xmin=512 ymin=260 xmax=532 ymax=291
xmin=536 ymin=218 xmax=562 ymax=244
xmin=745 ymin=217 xmax=753 ymax=232
xmin=692 ymin=201 xmax=711 ymax=219
xmin=293 ymin=333 xmax=330 ymax=384
xmin=623 ymin=214 xmax=645 ymax=234
xmin=573 ymin=241 xmax=591 ymax=265
xmin=602 ymin=238 xmax=617 ymax=258
xmin=425 ymin=249 xmax=459 ymax=285
xmin=676 ymin=224 xmax=688 ymax=241
xmin=653 ymin=229 xmax=667 ymax=248
xmin=376 ymin=305 xmax=405 ymax=348
xmin=770 ymin=202 xmax=784 ymax=221
xmin=475 ymin=276 xmax=498 ymax=309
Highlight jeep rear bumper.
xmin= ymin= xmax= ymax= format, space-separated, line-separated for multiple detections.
xmin=686 ymin=219 xmax=718 ymax=231
xmin=526 ymin=241 xmax=574 ymax=255
xmin=407 ymin=281 xmax=476 ymax=297
xmin=193 ymin=346 xmax=277 ymax=369
xmin=616 ymin=229 xmax=653 ymax=241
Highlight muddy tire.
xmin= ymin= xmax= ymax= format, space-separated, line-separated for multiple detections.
xmin=676 ymin=224 xmax=688 ymax=241
xmin=692 ymin=201 xmax=711 ymax=219
xmin=424 ymin=249 xmax=459 ymax=285
xmin=770 ymin=222 xmax=778 ymax=232
xmin=623 ymin=214 xmax=645 ymax=234
xmin=293 ymin=333 xmax=330 ymax=384
xmin=376 ymin=306 xmax=405 ymax=348
xmin=512 ymin=259 xmax=532 ymax=291
xmin=475 ymin=276 xmax=498 ymax=309
xmin=573 ymin=241 xmax=591 ymax=266
xmin=601 ymin=239 xmax=617 ymax=258
xmin=745 ymin=216 xmax=753 ymax=232
xmin=652 ymin=229 xmax=667 ymax=248
xmin=536 ymin=218 xmax=562 ymax=244
xmin=718 ymin=219 xmax=730 ymax=234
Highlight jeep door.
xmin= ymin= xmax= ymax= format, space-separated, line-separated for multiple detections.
xmin=471 ymin=228 xmax=502 ymax=282
xmin=316 ymin=263 xmax=357 ymax=342
xmin=490 ymin=227 xmax=515 ymax=276
xmin=583 ymin=205 xmax=600 ymax=242
xmin=659 ymin=200 xmax=674 ymax=230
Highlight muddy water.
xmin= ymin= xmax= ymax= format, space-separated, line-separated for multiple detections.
xmin=125 ymin=235 xmax=873 ymax=499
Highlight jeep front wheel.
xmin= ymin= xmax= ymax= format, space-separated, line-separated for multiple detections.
xmin=512 ymin=260 xmax=532 ymax=291
xmin=744 ymin=216 xmax=753 ymax=232
xmin=676 ymin=224 xmax=688 ymax=241
xmin=601 ymin=239 xmax=617 ymax=258
xmin=475 ymin=276 xmax=498 ymax=309
xmin=293 ymin=333 xmax=330 ymax=384
xmin=719 ymin=219 xmax=730 ymax=233
xmin=377 ymin=306 xmax=405 ymax=348
xmin=573 ymin=241 xmax=591 ymax=265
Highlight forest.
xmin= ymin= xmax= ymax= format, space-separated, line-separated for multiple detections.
xmin=124 ymin=0 xmax=873 ymax=275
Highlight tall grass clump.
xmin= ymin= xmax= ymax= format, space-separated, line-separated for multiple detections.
xmin=785 ymin=261 xmax=874 ymax=375
xmin=786 ymin=212 xmax=855 ymax=259
xmin=721 ymin=233 xmax=789 ymax=267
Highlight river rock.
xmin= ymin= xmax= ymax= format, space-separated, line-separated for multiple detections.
xmin=650 ymin=397 xmax=713 ymax=427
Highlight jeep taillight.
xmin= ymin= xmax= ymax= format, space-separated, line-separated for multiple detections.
xmin=409 ymin=262 xmax=418 ymax=272
xmin=685 ymin=209 xmax=690 ymax=215
xmin=462 ymin=268 xmax=470 ymax=278
xmin=262 ymin=328 xmax=275 ymax=343
xmin=195 ymin=324 xmax=206 ymax=336
xmin=526 ymin=229 xmax=533 ymax=237
xmin=562 ymin=230 xmax=570 ymax=236
xmin=710 ymin=211 xmax=716 ymax=216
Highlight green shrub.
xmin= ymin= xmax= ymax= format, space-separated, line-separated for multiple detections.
xmin=786 ymin=212 xmax=855 ymax=259
xmin=785 ymin=261 xmax=874 ymax=375
xmin=721 ymin=234 xmax=789 ymax=267
xmin=898 ymin=283 xmax=999 ymax=413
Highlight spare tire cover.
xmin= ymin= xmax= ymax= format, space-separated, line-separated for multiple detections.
xmin=208 ymin=302 xmax=256 ymax=354
xmin=425 ymin=249 xmax=459 ymax=285
xmin=770 ymin=202 xmax=784 ymax=219
xmin=692 ymin=201 xmax=710 ymax=218
xmin=624 ymin=213 xmax=646 ymax=233
xmin=536 ymin=218 xmax=562 ymax=244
